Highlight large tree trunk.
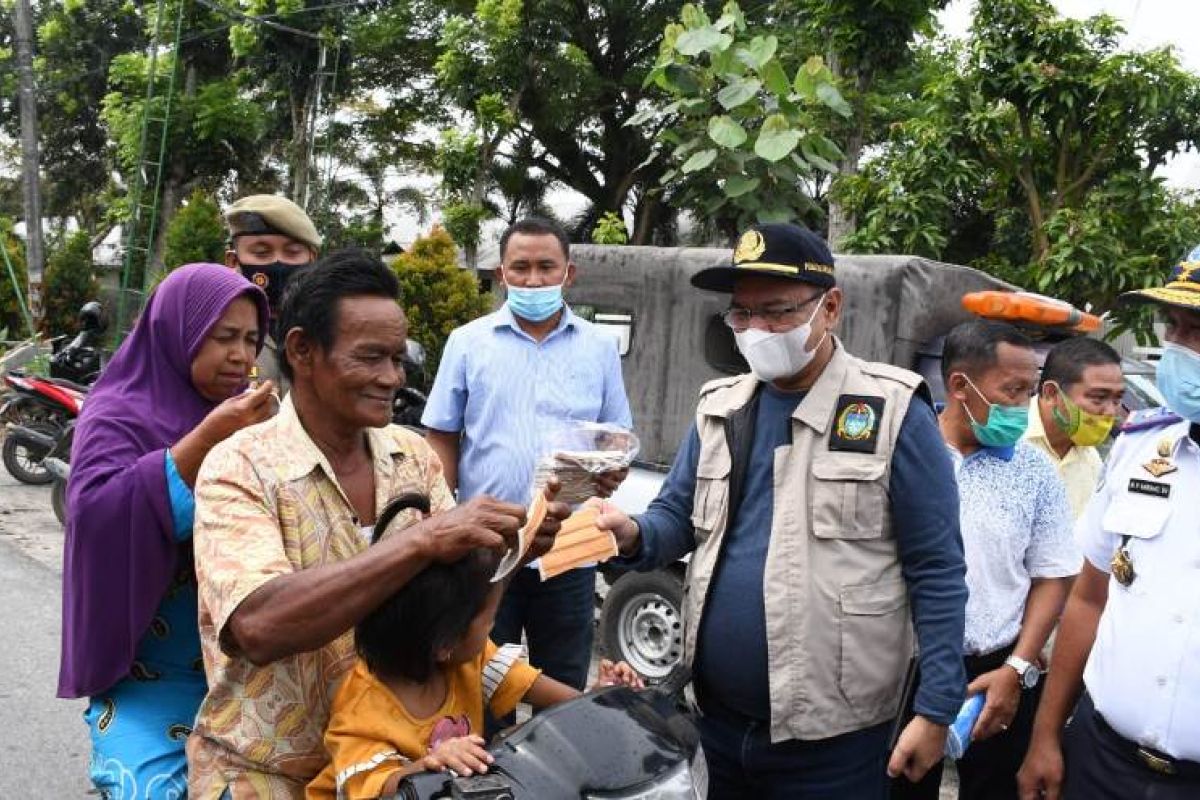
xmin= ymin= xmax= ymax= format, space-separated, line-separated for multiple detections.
xmin=826 ymin=126 xmax=862 ymax=250
xmin=13 ymin=0 xmax=44 ymax=318
xmin=825 ymin=51 xmax=865 ymax=250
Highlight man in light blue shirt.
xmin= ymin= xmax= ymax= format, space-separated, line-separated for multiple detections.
xmin=423 ymin=217 xmax=633 ymax=695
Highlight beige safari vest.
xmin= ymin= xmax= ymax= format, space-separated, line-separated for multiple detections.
xmin=685 ymin=341 xmax=922 ymax=742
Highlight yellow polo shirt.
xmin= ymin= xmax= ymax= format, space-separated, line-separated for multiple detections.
xmin=1023 ymin=397 xmax=1104 ymax=519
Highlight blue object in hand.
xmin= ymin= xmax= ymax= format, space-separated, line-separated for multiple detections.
xmin=945 ymin=693 xmax=986 ymax=760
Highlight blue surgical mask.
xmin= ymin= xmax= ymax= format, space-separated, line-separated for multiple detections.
xmin=505 ymin=280 xmax=564 ymax=322
xmin=1156 ymin=342 xmax=1200 ymax=423
xmin=960 ymin=374 xmax=1030 ymax=447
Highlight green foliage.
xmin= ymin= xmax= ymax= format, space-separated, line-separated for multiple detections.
xmin=163 ymin=191 xmax=225 ymax=269
xmin=41 ymin=231 xmax=99 ymax=336
xmin=0 ymin=219 xmax=31 ymax=338
xmin=840 ymin=0 xmax=1200 ymax=335
xmin=432 ymin=0 xmax=688 ymax=242
xmin=441 ymin=203 xmax=491 ymax=252
xmin=391 ymin=228 xmax=491 ymax=380
xmin=591 ymin=212 xmax=629 ymax=245
xmin=635 ymin=2 xmax=854 ymax=236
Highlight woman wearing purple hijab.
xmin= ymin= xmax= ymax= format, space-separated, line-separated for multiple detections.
xmin=59 ymin=264 xmax=276 ymax=798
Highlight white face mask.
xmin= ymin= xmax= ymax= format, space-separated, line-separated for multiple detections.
xmin=733 ymin=294 xmax=827 ymax=382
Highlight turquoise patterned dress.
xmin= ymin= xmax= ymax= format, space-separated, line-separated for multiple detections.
xmin=82 ymin=453 xmax=206 ymax=799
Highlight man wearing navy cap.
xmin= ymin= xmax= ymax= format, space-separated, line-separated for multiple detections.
xmin=1018 ymin=258 xmax=1200 ymax=800
xmin=596 ymin=223 xmax=968 ymax=797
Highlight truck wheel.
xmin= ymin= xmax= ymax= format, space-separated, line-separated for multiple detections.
xmin=600 ymin=570 xmax=685 ymax=683
xmin=2 ymin=422 xmax=56 ymax=485
xmin=51 ymin=478 xmax=68 ymax=526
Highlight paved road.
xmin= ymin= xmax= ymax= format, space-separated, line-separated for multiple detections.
xmin=0 ymin=472 xmax=91 ymax=793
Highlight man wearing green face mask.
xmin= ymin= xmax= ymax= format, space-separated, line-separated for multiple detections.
xmin=902 ymin=320 xmax=1078 ymax=800
xmin=1024 ymin=338 xmax=1124 ymax=518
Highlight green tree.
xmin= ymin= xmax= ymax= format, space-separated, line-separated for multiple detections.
xmin=0 ymin=218 xmax=32 ymax=338
xmin=778 ymin=0 xmax=949 ymax=245
xmin=41 ymin=230 xmax=99 ymax=336
xmin=392 ymin=227 xmax=491 ymax=381
xmin=591 ymin=212 xmax=629 ymax=245
xmin=0 ymin=0 xmax=143 ymax=239
xmin=433 ymin=0 xmax=692 ymax=243
xmin=632 ymin=1 xmax=852 ymax=239
xmin=102 ymin=0 xmax=267 ymax=281
xmin=840 ymin=0 xmax=1200 ymax=331
xmin=162 ymin=190 xmax=226 ymax=269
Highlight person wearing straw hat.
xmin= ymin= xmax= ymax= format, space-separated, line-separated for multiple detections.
xmin=1018 ymin=257 xmax=1200 ymax=800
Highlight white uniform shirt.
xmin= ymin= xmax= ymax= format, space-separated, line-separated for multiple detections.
xmin=1077 ymin=414 xmax=1200 ymax=761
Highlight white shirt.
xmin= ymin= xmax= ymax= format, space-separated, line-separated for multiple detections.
xmin=1077 ymin=414 xmax=1200 ymax=761
xmin=949 ymin=441 xmax=1080 ymax=655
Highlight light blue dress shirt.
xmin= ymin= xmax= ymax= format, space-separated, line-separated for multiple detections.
xmin=422 ymin=304 xmax=634 ymax=504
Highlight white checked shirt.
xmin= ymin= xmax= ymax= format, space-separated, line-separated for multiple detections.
xmin=949 ymin=441 xmax=1080 ymax=655
xmin=1077 ymin=415 xmax=1200 ymax=761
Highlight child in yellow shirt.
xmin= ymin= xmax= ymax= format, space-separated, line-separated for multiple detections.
xmin=307 ymin=547 xmax=641 ymax=800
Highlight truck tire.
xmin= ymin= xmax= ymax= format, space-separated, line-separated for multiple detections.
xmin=599 ymin=569 xmax=685 ymax=683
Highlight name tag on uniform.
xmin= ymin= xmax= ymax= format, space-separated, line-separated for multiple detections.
xmin=1128 ymin=478 xmax=1171 ymax=499
xmin=830 ymin=395 xmax=885 ymax=454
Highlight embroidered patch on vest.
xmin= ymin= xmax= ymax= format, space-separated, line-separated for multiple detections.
xmin=830 ymin=395 xmax=885 ymax=453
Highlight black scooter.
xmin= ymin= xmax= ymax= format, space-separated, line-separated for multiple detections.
xmin=391 ymin=676 xmax=704 ymax=800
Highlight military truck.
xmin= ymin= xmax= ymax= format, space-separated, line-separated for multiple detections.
xmin=561 ymin=245 xmax=1150 ymax=681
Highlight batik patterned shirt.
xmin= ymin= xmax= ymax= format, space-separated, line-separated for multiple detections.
xmin=187 ymin=396 xmax=454 ymax=800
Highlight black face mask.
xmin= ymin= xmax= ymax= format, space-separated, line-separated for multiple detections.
xmin=239 ymin=261 xmax=305 ymax=314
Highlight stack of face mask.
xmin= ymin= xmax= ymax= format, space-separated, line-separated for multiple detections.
xmin=537 ymin=507 xmax=618 ymax=581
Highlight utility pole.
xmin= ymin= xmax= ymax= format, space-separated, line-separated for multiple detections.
xmin=13 ymin=0 xmax=45 ymax=321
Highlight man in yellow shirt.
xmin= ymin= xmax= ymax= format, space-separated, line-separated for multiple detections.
xmin=1024 ymin=338 xmax=1124 ymax=518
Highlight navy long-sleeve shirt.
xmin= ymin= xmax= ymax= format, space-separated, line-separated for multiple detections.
xmin=616 ymin=393 xmax=967 ymax=725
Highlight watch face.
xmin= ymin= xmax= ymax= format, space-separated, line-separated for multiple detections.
xmin=1022 ymin=668 xmax=1040 ymax=689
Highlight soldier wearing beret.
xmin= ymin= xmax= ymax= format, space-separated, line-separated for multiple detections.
xmin=223 ymin=195 xmax=322 ymax=389
xmin=595 ymin=223 xmax=968 ymax=798
xmin=1018 ymin=258 xmax=1200 ymax=800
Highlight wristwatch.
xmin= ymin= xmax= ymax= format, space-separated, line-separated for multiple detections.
xmin=1005 ymin=655 xmax=1041 ymax=689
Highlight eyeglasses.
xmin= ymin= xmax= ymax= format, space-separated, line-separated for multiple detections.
xmin=722 ymin=294 xmax=824 ymax=332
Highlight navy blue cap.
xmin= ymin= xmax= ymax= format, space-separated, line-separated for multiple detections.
xmin=692 ymin=223 xmax=836 ymax=293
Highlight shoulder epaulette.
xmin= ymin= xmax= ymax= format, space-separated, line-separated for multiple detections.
xmin=859 ymin=360 xmax=923 ymax=389
xmin=1119 ymin=407 xmax=1183 ymax=434
xmin=698 ymin=374 xmax=745 ymax=397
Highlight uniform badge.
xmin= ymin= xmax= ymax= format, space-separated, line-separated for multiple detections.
xmin=1111 ymin=546 xmax=1136 ymax=587
xmin=1157 ymin=438 xmax=1172 ymax=458
xmin=1128 ymin=478 xmax=1171 ymax=499
xmin=829 ymin=395 xmax=885 ymax=453
xmin=733 ymin=229 xmax=766 ymax=264
xmin=1142 ymin=457 xmax=1177 ymax=478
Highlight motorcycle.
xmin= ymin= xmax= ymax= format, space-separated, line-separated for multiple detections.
xmin=48 ymin=300 xmax=106 ymax=385
xmin=393 ymin=341 xmax=429 ymax=431
xmin=0 ymin=302 xmax=102 ymax=484
xmin=1 ymin=373 xmax=85 ymax=484
xmin=392 ymin=672 xmax=704 ymax=800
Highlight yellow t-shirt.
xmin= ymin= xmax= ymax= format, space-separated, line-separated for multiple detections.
xmin=307 ymin=640 xmax=540 ymax=800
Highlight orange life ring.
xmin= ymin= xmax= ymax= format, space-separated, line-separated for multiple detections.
xmin=961 ymin=291 xmax=1101 ymax=333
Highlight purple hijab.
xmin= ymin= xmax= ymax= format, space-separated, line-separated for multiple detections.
xmin=58 ymin=263 xmax=269 ymax=698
